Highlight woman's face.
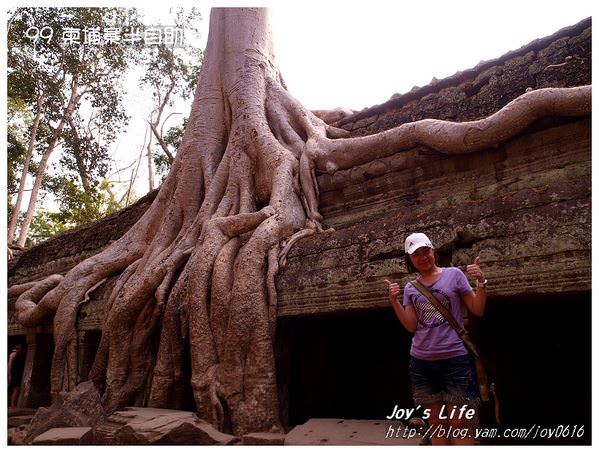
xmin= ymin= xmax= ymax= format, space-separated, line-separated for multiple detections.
xmin=409 ymin=246 xmax=436 ymax=273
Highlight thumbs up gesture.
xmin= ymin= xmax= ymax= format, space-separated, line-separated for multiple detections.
xmin=466 ymin=256 xmax=485 ymax=283
xmin=384 ymin=279 xmax=401 ymax=303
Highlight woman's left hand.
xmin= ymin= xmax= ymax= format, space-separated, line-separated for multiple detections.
xmin=466 ymin=256 xmax=485 ymax=283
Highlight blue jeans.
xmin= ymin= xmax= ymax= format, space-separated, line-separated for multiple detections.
xmin=409 ymin=354 xmax=481 ymax=408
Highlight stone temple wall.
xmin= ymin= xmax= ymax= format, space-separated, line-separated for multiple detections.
xmin=8 ymin=18 xmax=591 ymax=330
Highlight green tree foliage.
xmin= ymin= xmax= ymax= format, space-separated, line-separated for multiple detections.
xmin=8 ymin=7 xmax=204 ymax=244
xmin=24 ymin=178 xmax=124 ymax=246
xmin=140 ymin=8 xmax=202 ymax=184
xmin=7 ymin=7 xmax=144 ymax=245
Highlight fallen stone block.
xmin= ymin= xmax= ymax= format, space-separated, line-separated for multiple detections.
xmin=98 ymin=407 xmax=237 ymax=445
xmin=7 ymin=407 xmax=37 ymax=417
xmin=285 ymin=418 xmax=422 ymax=446
xmin=8 ymin=414 xmax=35 ymax=428
xmin=32 ymin=427 xmax=93 ymax=445
xmin=7 ymin=426 xmax=28 ymax=445
xmin=243 ymin=432 xmax=286 ymax=445
xmin=24 ymin=380 xmax=105 ymax=443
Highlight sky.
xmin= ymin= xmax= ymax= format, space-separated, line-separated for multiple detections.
xmin=268 ymin=1 xmax=593 ymax=110
xmin=4 ymin=0 xmax=596 ymax=211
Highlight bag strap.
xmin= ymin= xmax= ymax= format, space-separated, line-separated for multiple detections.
xmin=410 ymin=279 xmax=481 ymax=358
xmin=411 ymin=279 xmax=500 ymax=421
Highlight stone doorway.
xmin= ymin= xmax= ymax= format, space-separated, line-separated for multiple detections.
xmin=278 ymin=309 xmax=414 ymax=428
xmin=22 ymin=333 xmax=54 ymax=408
xmin=478 ymin=292 xmax=591 ymax=445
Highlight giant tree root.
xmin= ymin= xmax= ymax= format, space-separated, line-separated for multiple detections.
xmin=11 ymin=7 xmax=591 ymax=437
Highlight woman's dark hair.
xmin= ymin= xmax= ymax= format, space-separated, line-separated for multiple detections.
xmin=404 ymin=248 xmax=440 ymax=274
xmin=405 ymin=253 xmax=418 ymax=274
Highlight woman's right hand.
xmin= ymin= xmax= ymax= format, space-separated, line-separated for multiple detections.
xmin=384 ymin=279 xmax=401 ymax=303
xmin=385 ymin=279 xmax=417 ymax=333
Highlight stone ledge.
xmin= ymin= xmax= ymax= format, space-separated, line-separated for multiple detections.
xmin=7 ymin=415 xmax=36 ymax=428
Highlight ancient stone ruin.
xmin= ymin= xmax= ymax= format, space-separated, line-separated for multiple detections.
xmin=8 ymin=17 xmax=591 ymax=445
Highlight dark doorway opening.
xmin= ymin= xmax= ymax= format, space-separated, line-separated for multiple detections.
xmin=179 ymin=337 xmax=197 ymax=412
xmin=8 ymin=336 xmax=27 ymax=407
xmin=29 ymin=333 xmax=55 ymax=408
xmin=278 ymin=308 xmax=413 ymax=428
xmin=478 ymin=292 xmax=591 ymax=445
xmin=78 ymin=330 xmax=101 ymax=383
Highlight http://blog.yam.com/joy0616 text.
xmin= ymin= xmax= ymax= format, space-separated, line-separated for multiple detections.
xmin=384 ymin=404 xmax=586 ymax=442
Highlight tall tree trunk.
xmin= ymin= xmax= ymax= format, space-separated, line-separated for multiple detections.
xmin=146 ymin=141 xmax=155 ymax=192
xmin=149 ymin=79 xmax=176 ymax=164
xmin=67 ymin=116 xmax=92 ymax=195
xmin=17 ymin=79 xmax=80 ymax=247
xmin=149 ymin=121 xmax=175 ymax=163
xmin=13 ymin=7 xmax=590 ymax=438
xmin=8 ymin=89 xmax=43 ymax=244
xmin=146 ymin=80 xmax=177 ymax=191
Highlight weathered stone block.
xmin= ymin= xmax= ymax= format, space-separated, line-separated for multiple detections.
xmin=7 ymin=426 xmax=28 ymax=445
xmin=97 ymin=407 xmax=237 ymax=445
xmin=32 ymin=427 xmax=92 ymax=445
xmin=285 ymin=418 xmax=421 ymax=445
xmin=243 ymin=431 xmax=286 ymax=445
xmin=7 ymin=415 xmax=35 ymax=428
xmin=24 ymin=380 xmax=105 ymax=443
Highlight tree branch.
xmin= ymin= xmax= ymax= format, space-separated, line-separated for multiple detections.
xmin=149 ymin=122 xmax=175 ymax=163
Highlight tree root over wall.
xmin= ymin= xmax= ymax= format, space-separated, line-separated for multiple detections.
xmin=13 ymin=8 xmax=591 ymax=437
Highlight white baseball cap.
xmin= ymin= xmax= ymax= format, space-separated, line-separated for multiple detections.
xmin=405 ymin=233 xmax=433 ymax=255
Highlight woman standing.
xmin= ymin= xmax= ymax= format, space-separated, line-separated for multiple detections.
xmin=384 ymin=232 xmax=487 ymax=445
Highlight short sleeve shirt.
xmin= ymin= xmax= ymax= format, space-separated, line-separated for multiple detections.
xmin=402 ymin=267 xmax=473 ymax=360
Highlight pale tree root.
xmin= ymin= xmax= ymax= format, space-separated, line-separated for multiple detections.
xmin=8 ymin=281 xmax=38 ymax=299
xmin=311 ymin=107 xmax=355 ymax=125
xmin=51 ymin=249 xmax=146 ymax=398
xmin=277 ymin=218 xmax=336 ymax=269
xmin=186 ymin=204 xmax=284 ymax=431
xmin=91 ymin=143 xmax=251 ymax=417
xmin=88 ymin=259 xmax=141 ymax=394
xmin=45 ymin=138 xmax=200 ymax=396
xmin=15 ymin=274 xmax=64 ymax=327
xmin=311 ymin=85 xmax=592 ymax=173
xmin=92 ymin=151 xmax=235 ymax=409
xmin=215 ymin=213 xmax=296 ymax=436
xmin=80 ymin=47 xmax=235 ymax=405
xmin=181 ymin=113 xmax=306 ymax=434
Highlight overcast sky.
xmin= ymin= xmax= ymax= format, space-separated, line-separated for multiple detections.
xmin=267 ymin=0 xmax=593 ymax=110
